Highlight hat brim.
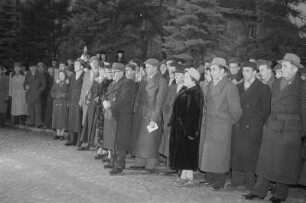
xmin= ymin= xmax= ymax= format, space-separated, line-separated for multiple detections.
xmin=210 ymin=63 xmax=228 ymax=69
xmin=277 ymin=59 xmax=304 ymax=69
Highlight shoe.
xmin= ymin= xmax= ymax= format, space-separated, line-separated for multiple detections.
xmin=109 ymin=168 xmax=123 ymax=175
xmin=54 ymin=135 xmax=60 ymax=140
xmin=77 ymin=146 xmax=89 ymax=151
xmin=94 ymin=154 xmax=106 ymax=160
xmin=129 ymin=166 xmax=145 ymax=170
xmin=36 ymin=124 xmax=44 ymax=128
xmin=146 ymin=168 xmax=156 ymax=173
xmin=65 ymin=142 xmax=75 ymax=146
xmin=104 ymin=164 xmax=113 ymax=169
xmin=158 ymin=170 xmax=177 ymax=176
xmin=242 ymin=193 xmax=264 ymax=200
xmin=269 ymin=196 xmax=285 ymax=203
xmin=174 ymin=178 xmax=188 ymax=186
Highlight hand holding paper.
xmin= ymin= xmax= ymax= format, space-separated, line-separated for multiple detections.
xmin=147 ymin=121 xmax=158 ymax=133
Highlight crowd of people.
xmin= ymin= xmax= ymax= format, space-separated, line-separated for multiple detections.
xmin=0 ymin=50 xmax=306 ymax=203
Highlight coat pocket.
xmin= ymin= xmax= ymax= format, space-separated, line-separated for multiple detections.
xmin=267 ymin=119 xmax=284 ymax=132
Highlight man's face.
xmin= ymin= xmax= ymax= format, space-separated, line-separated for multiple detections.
xmin=104 ymin=69 xmax=113 ymax=80
xmin=204 ymin=69 xmax=212 ymax=82
xmin=210 ymin=65 xmax=224 ymax=81
xmin=74 ymin=61 xmax=82 ymax=72
xmin=145 ymin=64 xmax=157 ymax=76
xmin=125 ymin=67 xmax=135 ymax=79
xmin=242 ymin=67 xmax=256 ymax=82
xmin=90 ymin=60 xmax=99 ymax=72
xmin=174 ymin=72 xmax=184 ymax=84
xmin=259 ymin=65 xmax=271 ymax=81
xmin=52 ymin=61 xmax=57 ymax=67
xmin=48 ymin=67 xmax=54 ymax=76
xmin=29 ymin=66 xmax=36 ymax=74
xmin=59 ymin=63 xmax=66 ymax=71
xmin=275 ymin=69 xmax=282 ymax=79
xmin=159 ymin=64 xmax=167 ymax=74
xmin=112 ymin=70 xmax=124 ymax=81
xmin=118 ymin=53 xmax=123 ymax=58
xmin=281 ymin=61 xmax=297 ymax=79
xmin=229 ymin=63 xmax=240 ymax=75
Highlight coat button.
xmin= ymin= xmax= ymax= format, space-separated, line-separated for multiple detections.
xmin=246 ymin=125 xmax=249 ymax=128
xmin=246 ymin=104 xmax=250 ymax=108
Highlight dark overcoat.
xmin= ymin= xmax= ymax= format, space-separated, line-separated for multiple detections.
xmin=103 ymin=77 xmax=126 ymax=150
xmin=256 ymin=75 xmax=304 ymax=184
xmin=0 ymin=75 xmax=9 ymax=113
xmin=169 ymin=85 xmax=204 ymax=170
xmin=300 ymin=81 xmax=306 ymax=186
xmin=231 ymin=79 xmax=271 ymax=173
xmin=132 ymin=73 xmax=168 ymax=158
xmin=159 ymin=83 xmax=177 ymax=157
xmin=50 ymin=81 xmax=68 ymax=129
xmin=23 ymin=72 xmax=46 ymax=104
xmin=199 ymin=77 xmax=242 ymax=173
xmin=67 ymin=72 xmax=84 ymax=133
xmin=112 ymin=78 xmax=138 ymax=151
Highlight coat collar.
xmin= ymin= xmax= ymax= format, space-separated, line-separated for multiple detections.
xmin=271 ymin=74 xmax=301 ymax=104
xmin=146 ymin=72 xmax=162 ymax=90
xmin=207 ymin=76 xmax=230 ymax=98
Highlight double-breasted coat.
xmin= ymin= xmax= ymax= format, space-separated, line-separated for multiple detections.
xmin=79 ymin=70 xmax=95 ymax=125
xmin=199 ymin=76 xmax=242 ymax=173
xmin=0 ymin=75 xmax=9 ymax=113
xmin=132 ymin=73 xmax=168 ymax=158
xmin=300 ymin=81 xmax=306 ymax=186
xmin=103 ymin=77 xmax=126 ymax=150
xmin=112 ymin=78 xmax=138 ymax=151
xmin=169 ymin=85 xmax=204 ymax=170
xmin=50 ymin=81 xmax=68 ymax=129
xmin=9 ymin=74 xmax=28 ymax=116
xmin=231 ymin=79 xmax=271 ymax=173
xmin=256 ymin=75 xmax=304 ymax=184
xmin=23 ymin=71 xmax=46 ymax=104
xmin=67 ymin=72 xmax=84 ymax=133
xmin=159 ymin=83 xmax=177 ymax=157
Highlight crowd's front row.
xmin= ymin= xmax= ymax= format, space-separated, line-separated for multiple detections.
xmin=1 ymin=53 xmax=306 ymax=203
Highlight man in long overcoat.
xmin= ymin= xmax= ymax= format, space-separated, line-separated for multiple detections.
xmin=300 ymin=79 xmax=306 ymax=186
xmin=231 ymin=62 xmax=271 ymax=190
xmin=105 ymin=64 xmax=138 ymax=175
xmin=159 ymin=62 xmax=184 ymax=174
xmin=23 ymin=64 xmax=46 ymax=127
xmin=65 ymin=59 xmax=85 ymax=146
xmin=79 ymin=56 xmax=98 ymax=126
xmin=199 ymin=58 xmax=242 ymax=190
xmin=0 ymin=67 xmax=9 ymax=126
xmin=243 ymin=53 xmax=305 ymax=202
xmin=131 ymin=58 xmax=168 ymax=171
xmin=102 ymin=63 xmax=126 ymax=162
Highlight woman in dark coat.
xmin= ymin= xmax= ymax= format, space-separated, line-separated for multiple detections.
xmin=0 ymin=66 xmax=9 ymax=126
xmin=50 ymin=71 xmax=68 ymax=139
xmin=169 ymin=68 xmax=204 ymax=186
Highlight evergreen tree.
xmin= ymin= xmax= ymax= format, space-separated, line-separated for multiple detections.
xmin=249 ymin=0 xmax=305 ymax=60
xmin=61 ymin=0 xmax=165 ymax=61
xmin=162 ymin=0 xmax=224 ymax=65
xmin=0 ymin=0 xmax=20 ymax=66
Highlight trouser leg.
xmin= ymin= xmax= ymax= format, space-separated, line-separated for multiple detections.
xmin=231 ymin=170 xmax=246 ymax=187
xmin=245 ymin=172 xmax=256 ymax=191
xmin=134 ymin=157 xmax=146 ymax=167
xmin=274 ymin=182 xmax=289 ymax=200
xmin=28 ymin=103 xmax=35 ymax=125
xmin=251 ymin=176 xmax=270 ymax=198
xmin=205 ymin=172 xmax=214 ymax=184
xmin=145 ymin=157 xmax=157 ymax=169
xmin=211 ymin=172 xmax=227 ymax=189
xmin=114 ymin=150 xmax=126 ymax=170
xmin=35 ymin=101 xmax=42 ymax=126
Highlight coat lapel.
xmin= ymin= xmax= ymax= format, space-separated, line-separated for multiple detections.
xmin=271 ymin=75 xmax=300 ymax=104
xmin=206 ymin=77 xmax=229 ymax=99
